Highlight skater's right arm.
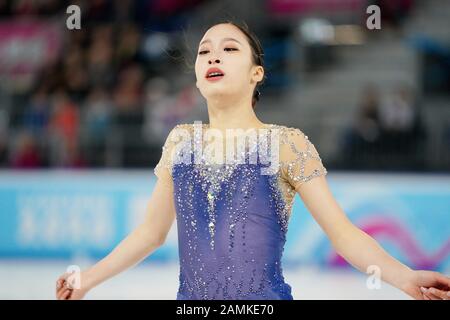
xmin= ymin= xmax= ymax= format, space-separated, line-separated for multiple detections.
xmin=56 ymin=175 xmax=175 ymax=299
xmin=56 ymin=128 xmax=180 ymax=300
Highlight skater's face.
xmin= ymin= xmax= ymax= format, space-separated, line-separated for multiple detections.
xmin=195 ymin=23 xmax=264 ymax=105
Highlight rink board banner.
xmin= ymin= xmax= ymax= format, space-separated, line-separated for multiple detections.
xmin=0 ymin=171 xmax=449 ymax=271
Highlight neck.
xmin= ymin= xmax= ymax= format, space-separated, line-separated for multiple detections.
xmin=205 ymin=94 xmax=265 ymax=131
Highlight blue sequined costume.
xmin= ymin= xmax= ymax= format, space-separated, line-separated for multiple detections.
xmin=154 ymin=122 xmax=327 ymax=300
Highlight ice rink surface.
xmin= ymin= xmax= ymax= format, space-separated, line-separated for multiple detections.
xmin=0 ymin=259 xmax=412 ymax=300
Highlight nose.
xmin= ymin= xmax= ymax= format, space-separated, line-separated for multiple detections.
xmin=208 ymin=58 xmax=221 ymax=64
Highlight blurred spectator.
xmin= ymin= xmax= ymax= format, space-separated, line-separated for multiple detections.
xmin=143 ymin=77 xmax=172 ymax=144
xmin=48 ymin=89 xmax=80 ymax=167
xmin=91 ymin=23 xmax=114 ymax=45
xmin=445 ymin=125 xmax=450 ymax=168
xmin=84 ymin=87 xmax=112 ymax=141
xmin=113 ymin=64 xmax=145 ymax=166
xmin=66 ymin=28 xmax=89 ymax=49
xmin=0 ymin=108 xmax=8 ymax=165
xmin=143 ymin=78 xmax=204 ymax=145
xmin=63 ymin=44 xmax=85 ymax=71
xmin=22 ymin=87 xmax=50 ymax=136
xmin=341 ymin=84 xmax=383 ymax=167
xmin=113 ymin=0 xmax=136 ymax=24
xmin=5 ymin=0 xmax=65 ymax=16
xmin=82 ymin=86 xmax=112 ymax=166
xmin=378 ymin=84 xmax=425 ymax=160
xmin=371 ymin=0 xmax=415 ymax=29
xmin=85 ymin=0 xmax=113 ymax=23
xmin=36 ymin=0 xmax=65 ymax=16
xmin=64 ymin=64 xmax=90 ymax=104
xmin=172 ymin=83 xmax=205 ymax=124
xmin=87 ymin=30 xmax=115 ymax=89
xmin=116 ymin=24 xmax=144 ymax=67
xmin=354 ymin=84 xmax=382 ymax=143
xmin=379 ymin=86 xmax=416 ymax=132
xmin=9 ymin=130 xmax=42 ymax=168
xmin=113 ymin=63 xmax=144 ymax=115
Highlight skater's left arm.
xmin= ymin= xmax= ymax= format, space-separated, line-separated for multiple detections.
xmin=296 ymin=176 xmax=450 ymax=300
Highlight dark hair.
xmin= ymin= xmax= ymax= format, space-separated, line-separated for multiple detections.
xmin=185 ymin=20 xmax=266 ymax=108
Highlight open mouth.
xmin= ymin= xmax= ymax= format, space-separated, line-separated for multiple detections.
xmin=206 ymin=73 xmax=224 ymax=81
xmin=205 ymin=68 xmax=225 ymax=81
xmin=206 ymin=72 xmax=224 ymax=78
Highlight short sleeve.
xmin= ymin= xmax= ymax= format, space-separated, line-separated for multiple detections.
xmin=153 ymin=126 xmax=179 ymax=181
xmin=280 ymin=127 xmax=328 ymax=191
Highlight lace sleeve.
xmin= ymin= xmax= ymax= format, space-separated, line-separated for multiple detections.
xmin=280 ymin=127 xmax=328 ymax=191
xmin=154 ymin=126 xmax=179 ymax=180
xmin=154 ymin=123 xmax=193 ymax=180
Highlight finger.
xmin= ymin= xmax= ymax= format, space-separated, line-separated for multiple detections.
xmin=57 ymin=288 xmax=70 ymax=300
xmin=420 ymin=287 xmax=439 ymax=300
xmin=423 ymin=290 xmax=440 ymax=300
xmin=423 ymin=292 xmax=439 ymax=300
xmin=59 ymin=278 xmax=74 ymax=291
xmin=65 ymin=290 xmax=73 ymax=300
xmin=57 ymin=283 xmax=68 ymax=297
xmin=57 ymin=288 xmax=67 ymax=300
xmin=422 ymin=293 xmax=430 ymax=300
xmin=64 ymin=279 xmax=73 ymax=289
xmin=56 ymin=277 xmax=68 ymax=291
xmin=428 ymin=287 xmax=450 ymax=300
xmin=57 ymin=279 xmax=68 ymax=291
xmin=60 ymin=289 xmax=72 ymax=300
xmin=56 ymin=274 xmax=69 ymax=291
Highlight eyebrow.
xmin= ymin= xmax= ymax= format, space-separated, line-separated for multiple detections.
xmin=199 ymin=37 xmax=242 ymax=47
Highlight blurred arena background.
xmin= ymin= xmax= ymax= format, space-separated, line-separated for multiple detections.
xmin=0 ymin=0 xmax=449 ymax=299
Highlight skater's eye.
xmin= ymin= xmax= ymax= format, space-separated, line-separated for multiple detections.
xmin=198 ymin=48 xmax=238 ymax=55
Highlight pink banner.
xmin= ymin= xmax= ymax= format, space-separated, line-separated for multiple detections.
xmin=0 ymin=19 xmax=62 ymax=78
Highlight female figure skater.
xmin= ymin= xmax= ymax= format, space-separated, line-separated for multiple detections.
xmin=56 ymin=21 xmax=450 ymax=300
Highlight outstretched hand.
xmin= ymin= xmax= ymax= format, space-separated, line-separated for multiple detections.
xmin=56 ymin=270 xmax=91 ymax=300
xmin=401 ymin=270 xmax=450 ymax=300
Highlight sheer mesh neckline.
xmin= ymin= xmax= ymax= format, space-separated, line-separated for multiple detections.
xmin=175 ymin=123 xmax=277 ymax=168
xmin=200 ymin=123 xmax=276 ymax=130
